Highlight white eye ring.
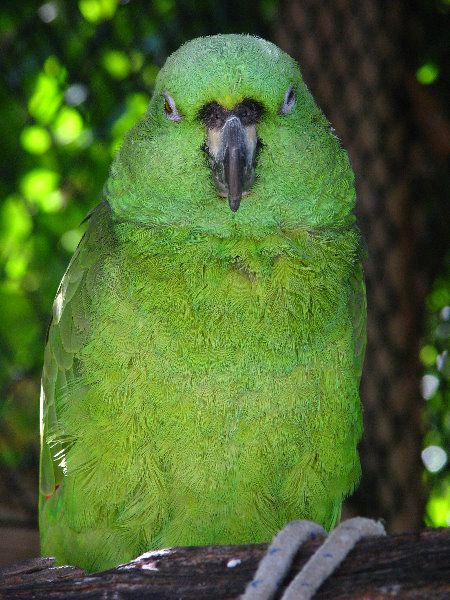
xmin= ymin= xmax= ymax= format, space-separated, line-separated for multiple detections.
xmin=163 ymin=91 xmax=183 ymax=122
xmin=279 ymin=84 xmax=296 ymax=115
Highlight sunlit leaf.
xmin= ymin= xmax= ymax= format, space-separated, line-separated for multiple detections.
xmin=60 ymin=228 xmax=84 ymax=252
xmin=0 ymin=195 xmax=33 ymax=260
xmin=419 ymin=344 xmax=438 ymax=367
xmin=416 ymin=61 xmax=440 ymax=85
xmin=79 ymin=0 xmax=119 ymax=23
xmin=4 ymin=244 xmax=32 ymax=280
xmin=102 ymin=49 xmax=131 ymax=79
xmin=42 ymin=189 xmax=65 ymax=212
xmin=20 ymin=168 xmax=62 ymax=212
xmin=425 ymin=481 xmax=450 ymax=527
xmin=110 ymin=92 xmax=149 ymax=153
xmin=28 ymin=72 xmax=64 ymax=124
xmin=427 ymin=282 xmax=450 ymax=311
xmin=44 ymin=55 xmax=65 ymax=79
xmin=0 ymin=196 xmax=33 ymax=279
xmin=53 ymin=106 xmax=84 ymax=144
xmin=20 ymin=125 xmax=52 ymax=154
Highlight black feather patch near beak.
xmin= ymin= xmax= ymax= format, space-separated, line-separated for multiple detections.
xmin=200 ymin=100 xmax=261 ymax=212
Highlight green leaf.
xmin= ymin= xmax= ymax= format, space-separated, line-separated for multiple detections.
xmin=53 ymin=106 xmax=84 ymax=144
xmin=416 ymin=61 xmax=440 ymax=85
xmin=20 ymin=168 xmax=63 ymax=212
xmin=28 ymin=72 xmax=64 ymax=124
xmin=20 ymin=125 xmax=52 ymax=154
xmin=79 ymin=0 xmax=119 ymax=24
xmin=102 ymin=49 xmax=131 ymax=79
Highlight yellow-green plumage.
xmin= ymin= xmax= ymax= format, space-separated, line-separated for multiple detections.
xmin=40 ymin=34 xmax=365 ymax=572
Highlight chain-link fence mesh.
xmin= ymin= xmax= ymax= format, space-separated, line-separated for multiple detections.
xmin=276 ymin=0 xmax=449 ymax=531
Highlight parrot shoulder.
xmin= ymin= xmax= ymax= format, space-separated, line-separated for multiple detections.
xmin=39 ymin=201 xmax=115 ymax=497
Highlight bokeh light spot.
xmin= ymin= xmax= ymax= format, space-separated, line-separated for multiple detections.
xmin=416 ymin=61 xmax=440 ymax=85
xmin=44 ymin=55 xmax=63 ymax=78
xmin=38 ymin=3 xmax=58 ymax=23
xmin=426 ymin=487 xmax=450 ymax=527
xmin=419 ymin=344 xmax=438 ymax=367
xmin=102 ymin=50 xmax=131 ymax=79
xmin=4 ymin=248 xmax=31 ymax=280
xmin=28 ymin=72 xmax=63 ymax=124
xmin=0 ymin=196 xmax=33 ymax=259
xmin=53 ymin=106 xmax=84 ymax=144
xmin=422 ymin=445 xmax=448 ymax=473
xmin=60 ymin=229 xmax=84 ymax=252
xmin=20 ymin=168 xmax=62 ymax=212
xmin=65 ymin=83 xmax=89 ymax=106
xmin=41 ymin=189 xmax=65 ymax=212
xmin=20 ymin=126 xmax=51 ymax=154
xmin=421 ymin=374 xmax=439 ymax=399
xmin=79 ymin=0 xmax=119 ymax=23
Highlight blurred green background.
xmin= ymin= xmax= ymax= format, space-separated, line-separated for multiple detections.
xmin=0 ymin=0 xmax=448 ymax=565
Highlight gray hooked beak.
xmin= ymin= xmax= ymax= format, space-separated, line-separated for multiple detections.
xmin=205 ymin=116 xmax=258 ymax=212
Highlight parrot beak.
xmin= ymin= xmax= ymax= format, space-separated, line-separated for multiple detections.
xmin=205 ymin=116 xmax=258 ymax=212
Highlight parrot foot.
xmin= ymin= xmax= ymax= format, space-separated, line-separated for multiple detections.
xmin=240 ymin=517 xmax=386 ymax=600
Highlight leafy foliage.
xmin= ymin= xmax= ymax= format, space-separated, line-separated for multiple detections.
xmin=0 ymin=0 xmax=275 ymax=468
xmin=420 ymin=256 xmax=450 ymax=527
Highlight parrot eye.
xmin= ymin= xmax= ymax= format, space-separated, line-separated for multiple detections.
xmin=279 ymin=84 xmax=296 ymax=115
xmin=163 ymin=91 xmax=183 ymax=122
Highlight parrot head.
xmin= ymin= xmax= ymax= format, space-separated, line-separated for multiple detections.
xmin=105 ymin=34 xmax=356 ymax=236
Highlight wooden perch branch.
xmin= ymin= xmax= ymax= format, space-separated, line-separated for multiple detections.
xmin=0 ymin=527 xmax=448 ymax=599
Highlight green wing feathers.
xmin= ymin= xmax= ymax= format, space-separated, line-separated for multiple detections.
xmin=39 ymin=203 xmax=112 ymax=498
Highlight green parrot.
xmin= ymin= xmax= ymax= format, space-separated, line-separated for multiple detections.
xmin=39 ymin=34 xmax=365 ymax=573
